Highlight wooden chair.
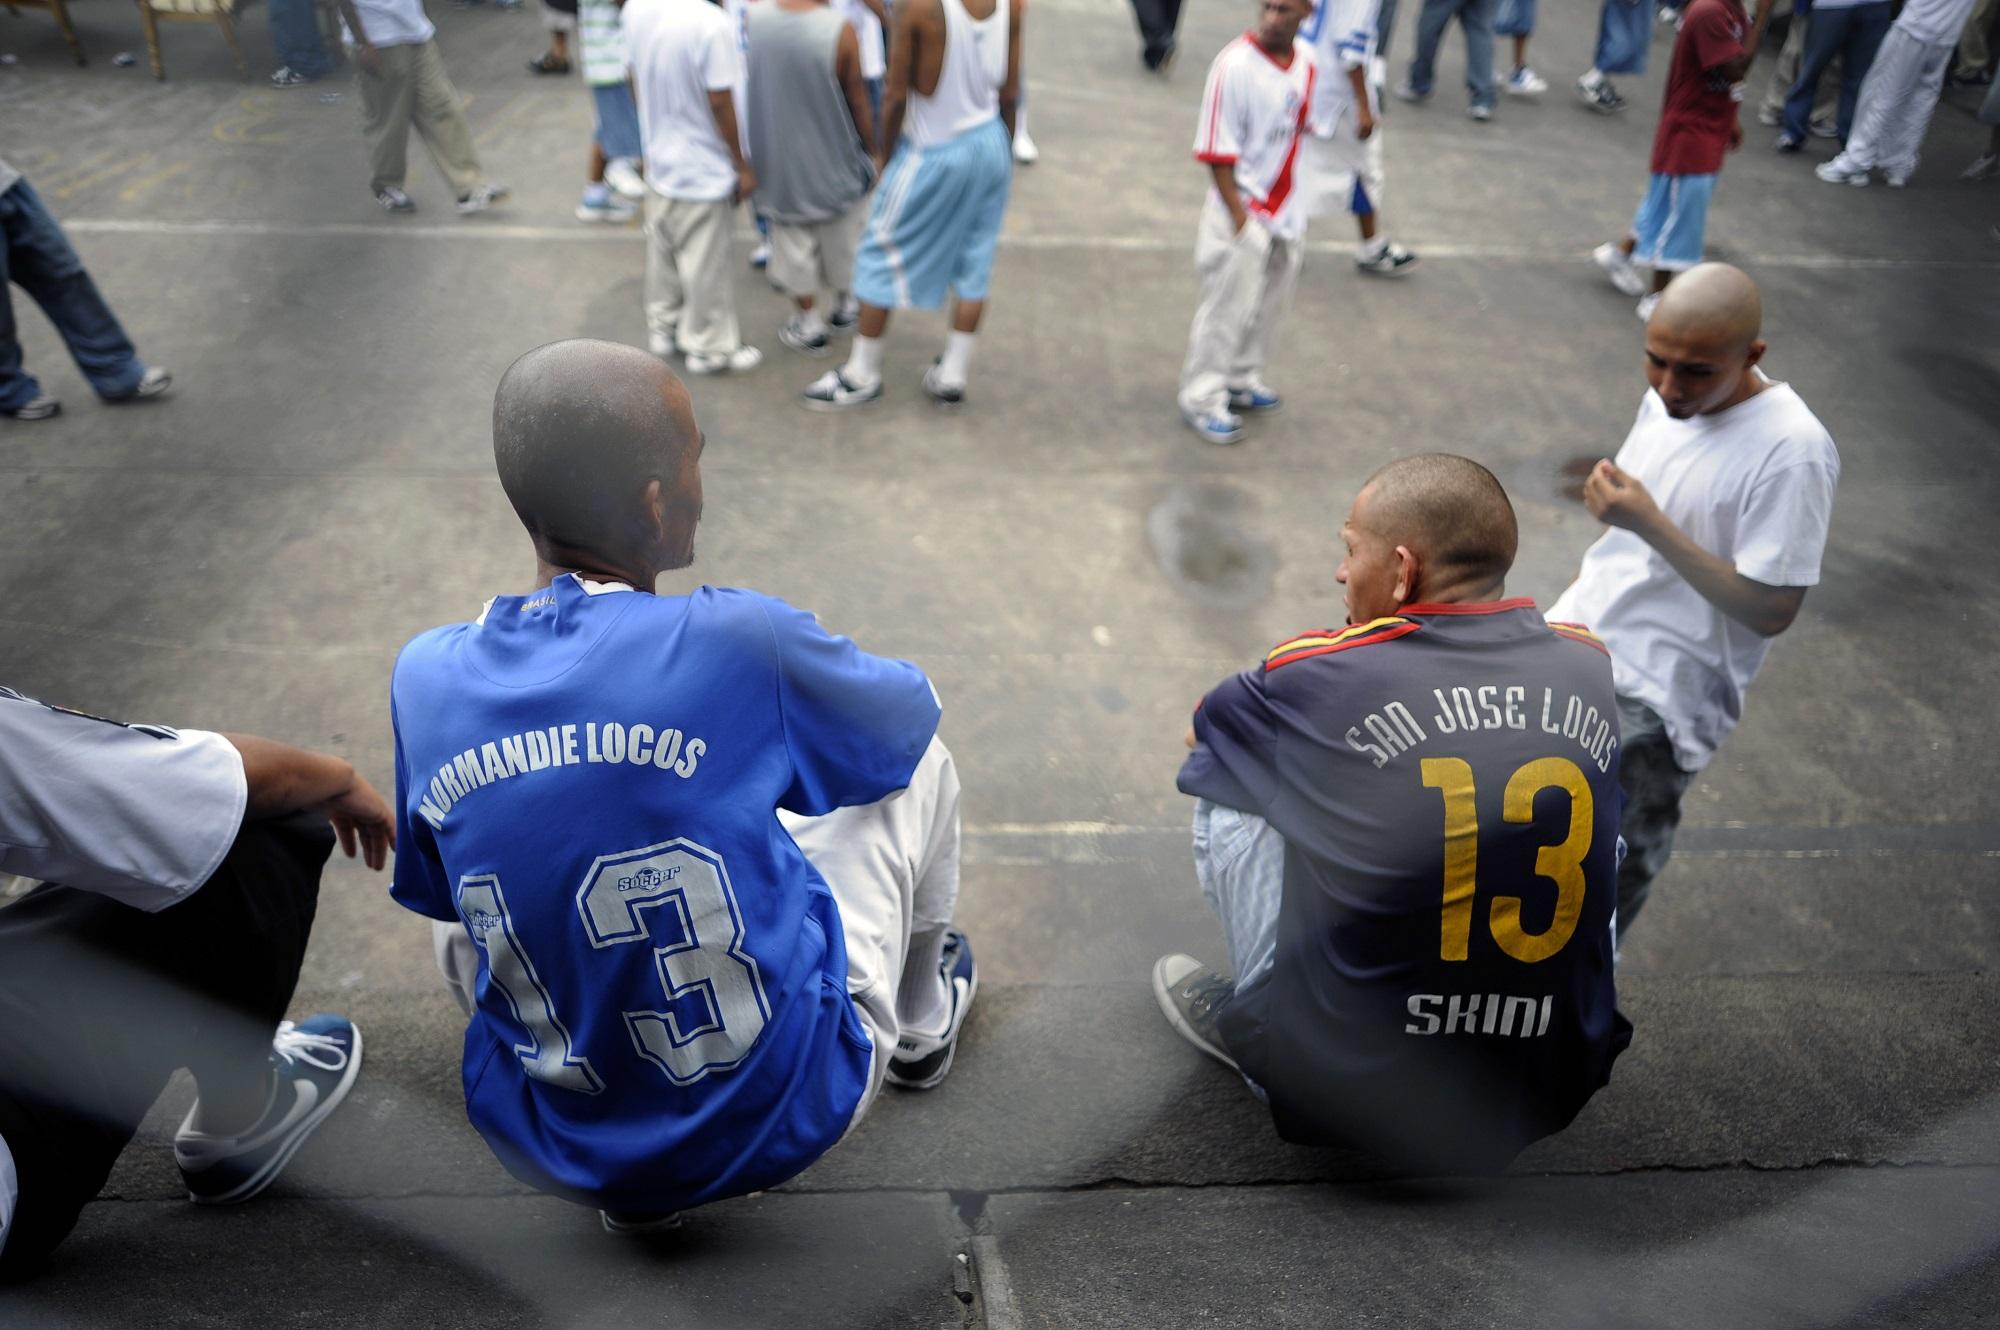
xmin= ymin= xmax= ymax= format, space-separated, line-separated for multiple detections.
xmin=3 ymin=0 xmax=89 ymax=65
xmin=133 ymin=0 xmax=250 ymax=80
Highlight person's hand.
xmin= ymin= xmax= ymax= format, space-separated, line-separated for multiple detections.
xmin=734 ymin=162 xmax=758 ymax=204
xmin=1355 ymin=105 xmax=1375 ymax=140
xmin=872 ymin=150 xmax=890 ymax=176
xmin=317 ymin=772 xmax=396 ymax=871
xmin=1582 ymin=459 xmax=1662 ymax=534
xmin=1184 ymin=725 xmax=1198 ymax=750
xmin=1728 ymin=117 xmax=1744 ymax=150
xmin=354 ymin=41 xmax=380 ymax=74
xmin=1230 ymin=205 xmax=1251 ymax=236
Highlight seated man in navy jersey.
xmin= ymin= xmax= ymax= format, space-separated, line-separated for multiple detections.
xmin=1156 ymin=454 xmax=1631 ymax=1173
xmin=389 ymin=339 xmax=975 ymax=1230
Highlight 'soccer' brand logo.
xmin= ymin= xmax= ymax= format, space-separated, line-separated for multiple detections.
xmin=616 ymin=865 xmax=679 ymax=893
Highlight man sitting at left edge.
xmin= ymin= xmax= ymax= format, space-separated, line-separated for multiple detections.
xmin=0 ymin=687 xmax=392 ymax=1281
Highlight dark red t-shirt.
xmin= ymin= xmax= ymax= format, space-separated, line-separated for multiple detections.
xmin=1650 ymin=0 xmax=1750 ymax=177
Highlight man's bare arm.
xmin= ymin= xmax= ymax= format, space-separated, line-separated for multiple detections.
xmin=1720 ymin=0 xmax=1776 ymax=81
xmin=999 ymin=0 xmax=1025 ymax=142
xmin=336 ymin=0 xmax=378 ymax=71
xmin=1345 ymin=64 xmax=1374 ymax=138
xmin=836 ymin=22 xmax=876 ymax=156
xmin=222 ymin=734 xmax=396 ymax=870
xmin=706 ymin=88 xmax=757 ymax=201
xmin=877 ymin=0 xmax=927 ymax=166
xmin=1581 ymin=459 xmax=1807 ymax=636
xmin=1209 ymin=161 xmax=1248 ymax=233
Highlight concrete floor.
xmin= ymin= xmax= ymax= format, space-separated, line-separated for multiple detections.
xmin=2 ymin=0 xmax=1998 ymax=1323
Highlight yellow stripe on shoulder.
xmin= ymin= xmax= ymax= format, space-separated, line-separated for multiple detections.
xmin=1266 ymin=617 xmax=1409 ymax=662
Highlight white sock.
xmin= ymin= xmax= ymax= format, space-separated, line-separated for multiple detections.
xmin=1582 ymin=67 xmax=1604 ymax=87
xmin=796 ymin=306 xmax=828 ymax=338
xmin=937 ymin=331 xmax=977 ymax=387
xmin=1358 ymin=233 xmax=1389 ymax=260
xmin=843 ymin=334 xmax=883 ymax=386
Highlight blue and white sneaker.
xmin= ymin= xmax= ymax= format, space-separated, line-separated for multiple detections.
xmin=1227 ymin=382 xmax=1281 ymax=413
xmin=1183 ymin=408 xmax=1245 ymax=446
xmin=174 ymin=1014 xmax=362 ymax=1205
xmin=886 ymin=930 xmax=977 ymax=1090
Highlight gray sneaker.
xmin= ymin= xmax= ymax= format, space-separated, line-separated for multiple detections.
xmin=1152 ymin=954 xmax=1240 ymax=1071
xmin=105 ymin=366 xmax=172 ymax=403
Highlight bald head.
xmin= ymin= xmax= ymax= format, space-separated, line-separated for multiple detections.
xmin=1650 ymin=262 xmax=1762 ymax=349
xmin=493 ymin=339 xmax=702 ymax=568
xmin=1643 ymin=263 xmax=1769 ymax=419
xmin=1360 ymin=454 xmax=1518 ymax=586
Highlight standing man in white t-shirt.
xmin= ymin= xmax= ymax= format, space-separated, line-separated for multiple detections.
xmin=337 ymin=0 xmax=510 ymax=214
xmin=1176 ymin=0 xmax=1317 ymax=447
xmin=1549 ymin=263 xmax=1840 ymax=938
xmin=0 ymin=688 xmax=393 ymax=1281
xmin=1301 ymin=0 xmax=1417 ymax=276
xmin=625 ymin=0 xmax=764 ymax=375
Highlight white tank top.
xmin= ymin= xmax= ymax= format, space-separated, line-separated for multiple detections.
xmin=904 ymin=0 xmax=1009 ymax=147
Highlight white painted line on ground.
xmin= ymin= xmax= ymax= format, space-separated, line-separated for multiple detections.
xmin=60 ymin=216 xmax=2000 ymax=269
xmin=969 ymin=1236 xmax=1024 ymax=1330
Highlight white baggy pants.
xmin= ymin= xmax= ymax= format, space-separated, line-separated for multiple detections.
xmin=644 ymin=193 xmax=743 ymax=358
xmin=434 ymin=735 xmax=963 ymax=1133
xmin=1830 ymin=27 xmax=1953 ymax=176
xmin=1176 ymin=201 xmax=1304 ymax=420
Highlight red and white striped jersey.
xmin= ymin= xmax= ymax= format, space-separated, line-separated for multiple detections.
xmin=1192 ymin=34 xmax=1317 ymax=241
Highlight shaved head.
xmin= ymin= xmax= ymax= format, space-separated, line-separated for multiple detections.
xmin=1643 ymin=263 xmax=1769 ymax=419
xmin=493 ymin=339 xmax=704 ymax=577
xmin=1338 ymin=455 xmax=1517 ymax=622
xmin=1650 ymin=262 xmax=1762 ymax=350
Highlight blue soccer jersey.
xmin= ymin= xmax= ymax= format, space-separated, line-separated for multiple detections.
xmin=390 ymin=575 xmax=940 ymax=1211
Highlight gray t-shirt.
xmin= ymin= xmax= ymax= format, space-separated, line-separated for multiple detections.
xmin=744 ymin=4 xmax=873 ymax=223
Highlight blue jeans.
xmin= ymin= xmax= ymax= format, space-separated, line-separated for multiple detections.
xmin=1783 ymin=1 xmax=1892 ymax=143
xmin=267 ymin=0 xmax=334 ymax=77
xmin=1407 ymin=0 xmax=1500 ymax=108
xmin=1592 ymin=0 xmax=1651 ymax=75
xmin=0 ymin=179 xmax=145 ymax=411
xmin=1378 ymin=0 xmax=1400 ymax=58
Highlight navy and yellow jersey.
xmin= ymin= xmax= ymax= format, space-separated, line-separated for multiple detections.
xmin=1178 ymin=599 xmax=1632 ymax=1172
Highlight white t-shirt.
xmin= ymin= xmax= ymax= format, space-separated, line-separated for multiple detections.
xmin=340 ymin=0 xmax=435 ymax=48
xmin=1303 ymin=0 xmax=1380 ymax=133
xmin=1894 ymin=0 xmax=1977 ymax=45
xmin=1547 ymin=378 xmax=1840 ymax=773
xmin=0 ymin=688 xmax=248 ymax=910
xmin=626 ymin=0 xmax=745 ymax=201
xmin=1193 ymin=34 xmax=1317 ymax=242
xmin=836 ymin=0 xmax=886 ymax=80
xmin=0 ymin=687 xmax=248 ymax=1262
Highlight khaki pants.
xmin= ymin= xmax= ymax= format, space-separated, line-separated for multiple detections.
xmin=1177 ymin=201 xmax=1302 ymax=420
xmin=1956 ymin=0 xmax=1996 ymax=79
xmin=644 ymin=194 xmax=741 ymax=357
xmin=355 ymin=40 xmax=482 ymax=198
xmin=767 ymin=204 xmax=866 ymax=302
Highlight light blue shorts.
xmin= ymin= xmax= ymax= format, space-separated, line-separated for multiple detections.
xmin=591 ymin=82 xmax=642 ymax=163
xmin=853 ymin=117 xmax=1012 ymax=309
xmin=1630 ymin=172 xmax=1715 ymax=272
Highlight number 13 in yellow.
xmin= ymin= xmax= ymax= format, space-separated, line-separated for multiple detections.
xmin=1419 ymin=756 xmax=1595 ymax=964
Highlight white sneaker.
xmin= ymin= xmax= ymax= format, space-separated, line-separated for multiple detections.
xmin=574 ymin=193 xmax=639 ymax=222
xmin=1593 ymin=241 xmax=1646 ymax=297
xmin=1808 ymin=115 xmax=1839 ymax=139
xmin=683 ymin=345 xmax=762 ymax=375
xmin=1635 ymin=290 xmax=1661 ymax=321
xmin=455 ymin=183 xmax=510 ymax=214
xmin=1467 ymin=103 xmax=1493 ymax=121
xmin=749 ymin=241 xmax=771 ymax=270
xmin=1814 ymin=157 xmax=1870 ymax=187
xmin=604 ymin=156 xmax=647 ymax=200
xmin=647 ymin=331 xmax=676 ymax=359
xmin=1884 ymin=171 xmax=1908 ymax=188
xmin=1013 ymin=128 xmax=1039 ymax=164
xmin=1504 ymin=66 xmax=1548 ymax=95
xmin=800 ymin=368 xmax=884 ymax=411
xmin=778 ymin=314 xmax=831 ymax=357
xmin=1756 ymin=105 xmax=1781 ymax=126
xmin=1355 ymin=240 xmax=1418 ymax=275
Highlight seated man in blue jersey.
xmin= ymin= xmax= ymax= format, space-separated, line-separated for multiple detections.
xmin=389 ymin=339 xmax=975 ymax=1231
xmin=1156 ymin=454 xmax=1631 ymax=1173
